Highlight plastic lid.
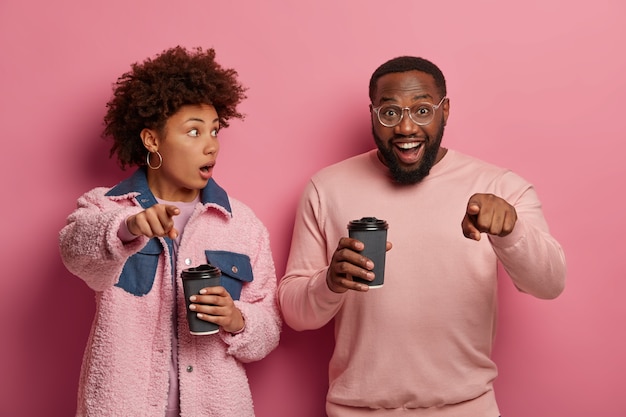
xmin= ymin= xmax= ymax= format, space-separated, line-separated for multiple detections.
xmin=181 ymin=263 xmax=222 ymax=278
xmin=347 ymin=217 xmax=388 ymax=231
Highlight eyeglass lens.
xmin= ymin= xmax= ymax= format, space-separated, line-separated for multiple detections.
xmin=378 ymin=103 xmax=436 ymax=127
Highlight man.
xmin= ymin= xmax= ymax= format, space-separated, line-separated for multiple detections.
xmin=277 ymin=56 xmax=566 ymax=416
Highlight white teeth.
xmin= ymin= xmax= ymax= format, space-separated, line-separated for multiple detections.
xmin=397 ymin=142 xmax=421 ymax=150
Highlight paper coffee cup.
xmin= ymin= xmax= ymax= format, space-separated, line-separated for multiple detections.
xmin=181 ymin=264 xmax=222 ymax=335
xmin=347 ymin=217 xmax=388 ymax=288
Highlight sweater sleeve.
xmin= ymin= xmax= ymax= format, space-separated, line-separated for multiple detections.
xmin=58 ymin=188 xmax=147 ymax=291
xmin=278 ymin=180 xmax=347 ymax=331
xmin=489 ymin=175 xmax=566 ymax=299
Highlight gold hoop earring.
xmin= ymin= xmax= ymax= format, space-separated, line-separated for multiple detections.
xmin=146 ymin=151 xmax=162 ymax=169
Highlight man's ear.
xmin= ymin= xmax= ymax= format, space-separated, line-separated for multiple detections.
xmin=140 ymin=128 xmax=158 ymax=151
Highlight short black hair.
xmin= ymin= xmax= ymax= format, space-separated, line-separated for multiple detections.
xmin=369 ymin=56 xmax=447 ymax=102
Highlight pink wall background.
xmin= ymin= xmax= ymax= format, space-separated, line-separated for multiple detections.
xmin=1 ymin=1 xmax=624 ymax=415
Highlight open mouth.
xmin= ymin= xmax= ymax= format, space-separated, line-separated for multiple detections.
xmin=393 ymin=141 xmax=424 ymax=164
xmin=395 ymin=141 xmax=423 ymax=152
xmin=199 ymin=163 xmax=214 ymax=179
xmin=200 ymin=161 xmax=215 ymax=172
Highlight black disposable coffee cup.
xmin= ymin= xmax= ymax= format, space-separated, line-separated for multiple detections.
xmin=181 ymin=264 xmax=222 ymax=335
xmin=347 ymin=217 xmax=388 ymax=288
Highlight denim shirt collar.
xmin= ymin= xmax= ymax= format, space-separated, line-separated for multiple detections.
xmin=105 ymin=167 xmax=232 ymax=214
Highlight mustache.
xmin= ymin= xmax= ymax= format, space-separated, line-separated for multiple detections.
xmin=392 ymin=134 xmax=421 ymax=141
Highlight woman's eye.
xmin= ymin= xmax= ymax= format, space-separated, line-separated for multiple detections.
xmin=211 ymin=129 xmax=219 ymax=138
xmin=188 ymin=128 xmax=200 ymax=137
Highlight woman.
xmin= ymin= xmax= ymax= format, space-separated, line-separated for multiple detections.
xmin=59 ymin=46 xmax=281 ymax=417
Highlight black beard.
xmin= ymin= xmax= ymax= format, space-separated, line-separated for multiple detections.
xmin=372 ymin=125 xmax=445 ymax=184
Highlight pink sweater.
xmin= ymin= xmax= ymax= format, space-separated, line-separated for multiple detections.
xmin=278 ymin=149 xmax=566 ymax=417
xmin=60 ymin=174 xmax=281 ymax=417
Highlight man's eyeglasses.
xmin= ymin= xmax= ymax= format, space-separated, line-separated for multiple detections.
xmin=372 ymin=96 xmax=447 ymax=127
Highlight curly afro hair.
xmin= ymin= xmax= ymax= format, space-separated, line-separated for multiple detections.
xmin=103 ymin=46 xmax=247 ymax=169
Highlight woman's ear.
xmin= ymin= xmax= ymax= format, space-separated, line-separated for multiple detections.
xmin=140 ymin=128 xmax=158 ymax=151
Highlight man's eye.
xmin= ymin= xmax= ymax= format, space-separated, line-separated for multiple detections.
xmin=383 ymin=108 xmax=399 ymax=117
xmin=415 ymin=107 xmax=430 ymax=116
xmin=188 ymin=128 xmax=200 ymax=137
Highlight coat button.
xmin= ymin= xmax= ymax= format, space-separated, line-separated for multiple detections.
xmin=231 ymin=265 xmax=238 ymax=274
xmin=184 ymin=258 xmax=192 ymax=266
xmin=186 ymin=365 xmax=193 ymax=372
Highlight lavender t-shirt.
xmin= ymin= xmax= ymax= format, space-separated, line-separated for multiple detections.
xmin=159 ymin=197 xmax=199 ymax=417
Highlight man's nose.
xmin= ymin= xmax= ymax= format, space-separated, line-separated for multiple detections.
xmin=395 ymin=108 xmax=419 ymax=135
